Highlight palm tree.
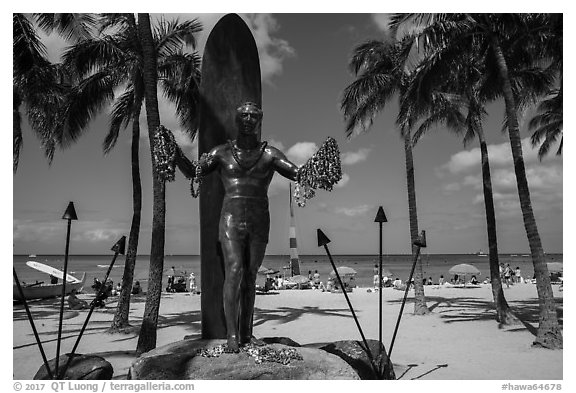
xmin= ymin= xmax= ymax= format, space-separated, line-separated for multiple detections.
xmin=406 ymin=51 xmax=517 ymax=324
xmin=13 ymin=13 xmax=96 ymax=172
xmin=391 ymin=13 xmax=562 ymax=348
xmin=136 ymin=12 xmax=166 ymax=354
xmin=61 ymin=13 xmax=201 ymax=333
xmin=341 ymin=39 xmax=429 ymax=315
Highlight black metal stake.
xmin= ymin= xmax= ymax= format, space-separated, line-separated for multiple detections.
xmin=374 ymin=207 xmax=387 ymax=356
xmin=388 ymin=230 xmax=427 ymax=360
xmin=317 ymin=229 xmax=379 ymax=377
xmin=59 ymin=236 xmax=126 ymax=379
xmin=55 ymin=202 xmax=78 ymax=379
xmin=13 ymin=268 xmax=54 ymax=379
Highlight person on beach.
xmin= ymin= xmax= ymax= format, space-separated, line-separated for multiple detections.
xmin=504 ymin=264 xmax=512 ymax=287
xmin=515 ymin=266 xmax=522 ymax=283
xmin=67 ymin=289 xmax=88 ymax=310
xmin=327 ymin=277 xmax=335 ymax=292
xmin=313 ymin=270 xmax=321 ymax=288
xmin=175 ymin=102 xmax=303 ymax=352
xmin=188 ymin=273 xmax=197 ymax=293
xmin=132 ymin=281 xmax=142 ymax=295
xmin=439 ymin=275 xmax=445 ymax=285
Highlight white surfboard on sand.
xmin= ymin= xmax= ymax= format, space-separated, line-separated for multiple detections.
xmin=26 ymin=261 xmax=81 ymax=283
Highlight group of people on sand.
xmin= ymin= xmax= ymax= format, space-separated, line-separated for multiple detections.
xmin=67 ymin=277 xmax=143 ymax=310
xmin=259 ymin=269 xmax=358 ymax=293
xmin=500 ymin=263 xmax=524 ymax=287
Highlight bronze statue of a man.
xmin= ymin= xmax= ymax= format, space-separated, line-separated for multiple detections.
xmin=176 ymin=102 xmax=299 ymax=352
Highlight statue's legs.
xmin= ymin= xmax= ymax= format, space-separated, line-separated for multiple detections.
xmin=221 ymin=238 xmax=246 ymax=352
xmin=239 ymin=240 xmax=267 ymax=345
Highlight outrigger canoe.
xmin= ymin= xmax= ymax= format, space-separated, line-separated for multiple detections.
xmin=14 ymin=261 xmax=86 ymax=301
xmin=13 ymin=272 xmax=86 ymax=301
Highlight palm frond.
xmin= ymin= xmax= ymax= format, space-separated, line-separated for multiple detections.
xmin=105 ymin=88 xmax=136 ymax=154
xmin=34 ymin=13 xmax=98 ymax=42
xmin=154 ymin=17 xmax=202 ymax=58
xmin=13 ymin=13 xmax=50 ymax=79
xmin=56 ymin=71 xmax=116 ymax=148
xmin=159 ymin=51 xmax=202 ymax=138
xmin=62 ymin=35 xmax=133 ymax=77
xmin=13 ymin=89 xmax=23 ymax=173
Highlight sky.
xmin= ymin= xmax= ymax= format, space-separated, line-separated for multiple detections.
xmin=10 ymin=11 xmax=564 ymax=256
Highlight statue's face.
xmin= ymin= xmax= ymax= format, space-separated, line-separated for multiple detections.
xmin=236 ymin=104 xmax=262 ymax=135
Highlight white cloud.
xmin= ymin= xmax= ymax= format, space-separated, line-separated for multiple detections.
xmin=342 ymin=148 xmax=371 ymax=166
xmin=286 ymin=142 xmax=318 ymax=166
xmin=440 ymin=137 xmax=554 ymax=175
xmin=336 ymin=173 xmax=350 ymax=188
xmin=267 ymin=138 xmax=285 ymax=152
xmin=244 ymin=14 xmax=296 ymax=83
xmin=335 ymin=204 xmax=372 ymax=217
xmin=14 ymin=219 xmax=126 ymax=246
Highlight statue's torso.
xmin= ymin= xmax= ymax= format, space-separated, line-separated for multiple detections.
xmin=216 ymin=143 xmax=275 ymax=200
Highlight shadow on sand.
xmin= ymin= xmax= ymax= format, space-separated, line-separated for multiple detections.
xmin=387 ymin=294 xmax=563 ymax=336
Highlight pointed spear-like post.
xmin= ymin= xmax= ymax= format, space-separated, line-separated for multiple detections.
xmin=54 ymin=202 xmax=78 ymax=378
xmin=388 ymin=230 xmax=426 ymax=360
xmin=317 ymin=229 xmax=379 ymax=376
xmin=13 ymin=268 xmax=54 ymax=379
xmin=58 ymin=236 xmax=126 ymax=379
xmin=374 ymin=207 xmax=387 ymax=355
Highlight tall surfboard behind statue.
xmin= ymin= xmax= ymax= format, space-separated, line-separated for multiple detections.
xmin=199 ymin=14 xmax=261 ymax=339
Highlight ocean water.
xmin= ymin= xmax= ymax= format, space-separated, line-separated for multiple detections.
xmin=13 ymin=253 xmax=562 ymax=294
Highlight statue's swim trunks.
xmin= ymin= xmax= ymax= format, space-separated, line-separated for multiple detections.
xmin=219 ymin=197 xmax=270 ymax=243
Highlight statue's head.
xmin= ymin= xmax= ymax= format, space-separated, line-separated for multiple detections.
xmin=236 ymin=102 xmax=263 ymax=135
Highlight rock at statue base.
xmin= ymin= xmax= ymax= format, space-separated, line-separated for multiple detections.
xmin=34 ymin=354 xmax=113 ymax=380
xmin=129 ymin=338 xmax=359 ymax=380
xmin=320 ymin=340 xmax=396 ymax=380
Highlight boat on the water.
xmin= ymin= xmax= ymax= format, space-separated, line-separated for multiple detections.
xmin=13 ymin=272 xmax=86 ymax=301
xmin=14 ymin=261 xmax=86 ymax=301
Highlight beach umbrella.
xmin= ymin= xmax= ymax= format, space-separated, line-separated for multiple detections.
xmin=329 ymin=266 xmax=357 ymax=278
xmin=448 ymin=263 xmax=481 ymax=276
xmin=286 ymin=275 xmax=309 ymax=284
xmin=546 ymin=262 xmax=563 ymax=273
xmin=258 ymin=266 xmax=279 ymax=275
xmin=381 ymin=268 xmax=394 ymax=277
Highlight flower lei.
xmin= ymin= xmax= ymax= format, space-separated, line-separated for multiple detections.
xmin=190 ymin=153 xmax=213 ymax=198
xmin=294 ymin=137 xmax=343 ymax=207
xmin=196 ymin=343 xmax=303 ymax=365
xmin=152 ymin=125 xmax=177 ymax=182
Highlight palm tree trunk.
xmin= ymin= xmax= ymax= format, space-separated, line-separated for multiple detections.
xmin=404 ymin=130 xmax=428 ymax=315
xmin=491 ymin=36 xmax=562 ymax=349
xmin=476 ymin=127 xmax=517 ymax=325
xmin=136 ymin=13 xmax=166 ymax=355
xmin=110 ymin=98 xmax=142 ymax=332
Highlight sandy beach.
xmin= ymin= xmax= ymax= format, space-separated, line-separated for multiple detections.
xmin=13 ymin=283 xmax=563 ymax=380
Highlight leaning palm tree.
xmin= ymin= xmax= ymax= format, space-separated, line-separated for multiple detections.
xmin=406 ymin=50 xmax=518 ymax=324
xmin=391 ymin=13 xmax=562 ymax=348
xmin=341 ymin=38 xmax=429 ymax=315
xmin=61 ymin=13 xmax=201 ymax=333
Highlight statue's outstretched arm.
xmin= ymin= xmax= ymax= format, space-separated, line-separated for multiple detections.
xmin=175 ymin=147 xmax=196 ymax=179
xmin=271 ymin=147 xmax=299 ymax=181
